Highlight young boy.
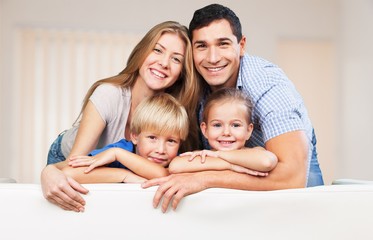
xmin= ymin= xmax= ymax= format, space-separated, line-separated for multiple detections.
xmin=169 ymin=88 xmax=277 ymax=176
xmin=61 ymin=93 xmax=189 ymax=183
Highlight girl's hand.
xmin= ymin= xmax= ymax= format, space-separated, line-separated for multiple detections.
xmin=180 ymin=150 xmax=219 ymax=163
xmin=230 ymin=164 xmax=269 ymax=177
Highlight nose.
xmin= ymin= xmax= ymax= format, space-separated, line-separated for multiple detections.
xmin=156 ymin=141 xmax=166 ymax=154
xmin=159 ymin=55 xmax=169 ymax=69
xmin=206 ymin=46 xmax=220 ymax=64
xmin=222 ymin=125 xmax=231 ymax=136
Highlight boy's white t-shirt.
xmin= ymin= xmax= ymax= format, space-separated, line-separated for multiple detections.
xmin=60 ymin=84 xmax=131 ymax=158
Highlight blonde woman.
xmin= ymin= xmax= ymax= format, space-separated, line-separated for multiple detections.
xmin=41 ymin=21 xmax=200 ymax=212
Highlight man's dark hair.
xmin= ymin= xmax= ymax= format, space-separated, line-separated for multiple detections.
xmin=189 ymin=4 xmax=242 ymax=42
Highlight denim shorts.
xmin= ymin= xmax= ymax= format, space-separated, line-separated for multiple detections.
xmin=47 ymin=131 xmax=67 ymax=165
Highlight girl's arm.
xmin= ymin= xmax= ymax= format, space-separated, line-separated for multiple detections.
xmin=215 ymin=147 xmax=278 ymax=172
xmin=169 ymin=155 xmax=231 ymax=174
xmin=169 ymin=155 xmax=268 ymax=176
xmin=69 ymin=148 xmax=169 ymax=179
xmin=173 ymin=147 xmax=278 ymax=174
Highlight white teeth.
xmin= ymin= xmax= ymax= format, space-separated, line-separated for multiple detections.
xmin=151 ymin=69 xmax=166 ymax=78
xmin=207 ymin=67 xmax=224 ymax=72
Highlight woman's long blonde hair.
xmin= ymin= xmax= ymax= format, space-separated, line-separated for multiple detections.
xmin=77 ymin=21 xmax=200 ymax=151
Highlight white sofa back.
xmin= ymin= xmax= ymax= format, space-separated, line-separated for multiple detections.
xmin=1 ymin=183 xmax=373 ymax=240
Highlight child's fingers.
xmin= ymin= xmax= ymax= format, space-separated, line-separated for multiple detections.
xmin=69 ymin=155 xmax=89 ymax=161
xmin=188 ymin=153 xmax=199 ymax=162
xmin=69 ymin=158 xmax=94 ymax=167
xmin=201 ymin=152 xmax=207 ymax=163
xmin=179 ymin=152 xmax=193 ymax=156
xmin=84 ymin=164 xmax=96 ymax=173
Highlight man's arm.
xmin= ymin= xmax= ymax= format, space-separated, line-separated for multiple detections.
xmin=142 ymin=130 xmax=308 ymax=212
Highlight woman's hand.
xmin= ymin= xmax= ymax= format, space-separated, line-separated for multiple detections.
xmin=41 ymin=164 xmax=89 ymax=212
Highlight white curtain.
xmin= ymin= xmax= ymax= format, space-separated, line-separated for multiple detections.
xmin=13 ymin=28 xmax=141 ymax=183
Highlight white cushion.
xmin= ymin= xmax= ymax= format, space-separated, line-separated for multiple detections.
xmin=1 ymin=183 xmax=373 ymax=240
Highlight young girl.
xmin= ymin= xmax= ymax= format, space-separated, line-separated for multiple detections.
xmin=169 ymin=87 xmax=278 ymax=176
xmin=61 ymin=93 xmax=188 ymax=183
xmin=41 ymin=21 xmax=200 ymax=212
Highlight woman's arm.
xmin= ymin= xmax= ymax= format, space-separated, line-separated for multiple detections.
xmin=40 ymin=100 xmax=106 ymax=211
xmin=68 ymin=101 xmax=106 ymax=157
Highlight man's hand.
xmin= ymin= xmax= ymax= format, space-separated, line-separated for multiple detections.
xmin=141 ymin=173 xmax=208 ymax=213
xmin=41 ymin=165 xmax=89 ymax=212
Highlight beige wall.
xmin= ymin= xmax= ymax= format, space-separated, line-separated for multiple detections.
xmin=277 ymin=40 xmax=337 ymax=185
xmin=1 ymin=0 xmax=372 ymax=183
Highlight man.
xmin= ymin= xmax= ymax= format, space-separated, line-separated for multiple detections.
xmin=142 ymin=3 xmax=324 ymax=213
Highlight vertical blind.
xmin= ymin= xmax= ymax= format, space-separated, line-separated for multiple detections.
xmin=14 ymin=28 xmax=141 ymax=183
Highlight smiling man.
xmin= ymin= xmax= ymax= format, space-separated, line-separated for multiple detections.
xmin=142 ymin=3 xmax=324 ymax=213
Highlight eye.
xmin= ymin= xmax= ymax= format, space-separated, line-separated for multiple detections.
xmin=232 ymin=123 xmax=242 ymax=128
xmin=153 ymin=48 xmax=162 ymax=54
xmin=168 ymin=138 xmax=178 ymax=144
xmin=147 ymin=135 xmax=157 ymax=140
xmin=212 ymin=123 xmax=222 ymax=128
xmin=171 ymin=56 xmax=182 ymax=64
xmin=219 ymin=41 xmax=230 ymax=47
xmin=195 ymin=43 xmax=207 ymax=49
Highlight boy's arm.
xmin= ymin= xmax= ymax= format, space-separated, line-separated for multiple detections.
xmin=61 ymin=165 xmax=146 ymax=183
xmin=73 ymin=148 xmax=169 ymax=179
xmin=216 ymin=147 xmax=278 ymax=172
xmin=112 ymin=148 xmax=169 ymax=179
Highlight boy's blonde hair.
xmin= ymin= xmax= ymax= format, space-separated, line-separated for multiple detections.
xmin=130 ymin=93 xmax=189 ymax=141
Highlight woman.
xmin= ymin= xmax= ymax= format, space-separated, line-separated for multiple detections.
xmin=41 ymin=21 xmax=200 ymax=212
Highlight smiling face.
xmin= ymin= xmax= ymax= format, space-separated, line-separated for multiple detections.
xmin=131 ymin=131 xmax=181 ymax=167
xmin=192 ymin=19 xmax=246 ymax=91
xmin=138 ymin=32 xmax=185 ymax=93
xmin=201 ymin=99 xmax=253 ymax=151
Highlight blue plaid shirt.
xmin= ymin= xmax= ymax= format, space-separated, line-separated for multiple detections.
xmin=198 ymin=54 xmax=323 ymax=186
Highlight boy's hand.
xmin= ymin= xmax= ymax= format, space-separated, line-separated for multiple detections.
xmin=68 ymin=149 xmax=117 ymax=173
